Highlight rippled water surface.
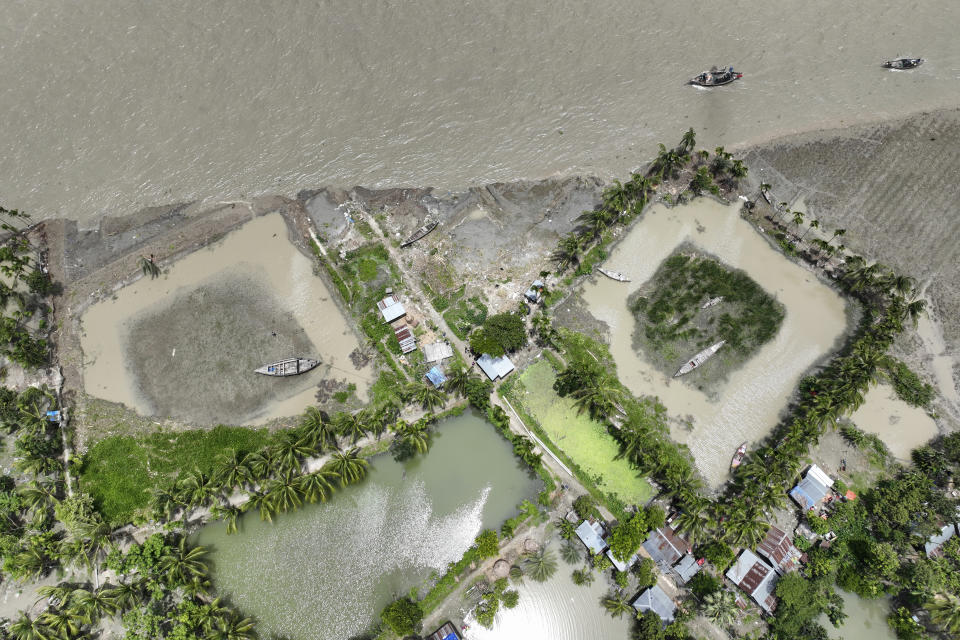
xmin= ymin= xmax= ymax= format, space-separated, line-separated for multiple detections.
xmin=2 ymin=1 xmax=959 ymax=221
xmin=195 ymin=411 xmax=541 ymax=640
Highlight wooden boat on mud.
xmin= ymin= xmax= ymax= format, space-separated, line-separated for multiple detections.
xmin=674 ymin=340 xmax=726 ymax=377
xmin=689 ymin=66 xmax=742 ymax=87
xmin=882 ymin=57 xmax=924 ymax=70
xmin=702 ymin=296 xmax=723 ymax=309
xmin=597 ymin=268 xmax=630 ymax=282
xmin=731 ymin=442 xmax=748 ymax=469
xmin=255 ymin=357 xmax=320 ymax=377
xmin=400 ymin=220 xmax=438 ymax=247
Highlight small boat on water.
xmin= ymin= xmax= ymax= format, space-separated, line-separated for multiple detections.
xmin=597 ymin=268 xmax=630 ymax=282
xmin=883 ymin=57 xmax=924 ymax=70
xmin=702 ymin=296 xmax=723 ymax=309
xmin=689 ymin=66 xmax=742 ymax=87
xmin=731 ymin=442 xmax=748 ymax=469
xmin=255 ymin=357 xmax=320 ymax=377
xmin=400 ymin=220 xmax=438 ymax=247
xmin=674 ymin=340 xmax=726 ymax=377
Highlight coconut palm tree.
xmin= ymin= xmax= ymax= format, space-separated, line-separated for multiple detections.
xmin=710 ymin=147 xmax=732 ymax=176
xmin=9 ymin=613 xmax=55 ymax=640
xmin=602 ymin=180 xmax=630 ymax=217
xmin=724 ymin=510 xmax=768 ymax=548
xmin=702 ymin=589 xmax=738 ymax=626
xmin=247 ymin=489 xmax=276 ymax=523
xmin=208 ymin=612 xmax=257 ymax=640
xmin=790 ymin=210 xmax=805 ymax=238
xmin=299 ymin=406 xmax=336 ymax=452
xmin=927 ymin=593 xmax=960 ymax=635
xmin=160 ymin=538 xmax=209 ymax=587
xmin=523 ymin=547 xmax=558 ymax=583
xmin=179 ymin=469 xmax=218 ymax=508
xmin=800 ymin=219 xmax=820 ymax=242
xmin=556 ymin=518 xmax=577 ymax=541
xmin=671 ymin=497 xmax=713 ymax=545
xmin=328 ymin=447 xmax=369 ymax=485
xmin=333 ymin=411 xmax=368 ymax=445
xmin=827 ymin=228 xmax=846 ymax=244
xmin=601 ymin=591 xmax=634 ymax=618
xmin=886 ymin=274 xmax=916 ymax=297
xmin=245 ymin=447 xmax=281 ymax=482
xmin=571 ymin=567 xmax=594 ymax=586
xmin=904 ymin=297 xmax=927 ymax=328
xmin=36 ymin=584 xmax=75 ymax=609
xmin=101 ymin=580 xmax=142 ymax=613
xmin=560 ymin=541 xmax=582 ymax=565
xmin=70 ymin=585 xmax=119 ymax=622
xmin=211 ymin=504 xmax=243 ymax=535
xmin=408 ymin=382 xmax=447 ymax=412
xmin=395 ymin=419 xmax=431 ymax=456
xmin=297 ymin=468 xmax=339 ymax=504
xmin=445 ymin=365 xmax=474 ymax=398
xmin=38 ymin=608 xmax=83 ymax=639
xmin=273 ymin=432 xmax=314 ymax=472
xmin=266 ymin=471 xmax=304 ymax=513
xmin=755 ymin=182 xmax=772 ymax=204
xmin=214 ymin=450 xmax=252 ymax=490
xmin=568 ymin=371 xmax=625 ymax=421
xmin=149 ymin=483 xmax=182 ymax=521
xmin=679 ymin=128 xmax=697 ymax=153
xmin=137 ymin=255 xmax=160 ymax=279
xmin=552 ymin=233 xmax=584 ymax=272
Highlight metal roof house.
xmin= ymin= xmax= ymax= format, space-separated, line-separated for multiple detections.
xmin=575 ymin=520 xmax=607 ymax=554
xmin=426 ymin=621 xmax=461 ymax=640
xmin=642 ymin=523 xmax=692 ymax=571
xmin=394 ymin=325 xmax=417 ymax=353
xmin=423 ymin=341 xmax=454 ymax=363
xmin=378 ymin=294 xmax=406 ymax=323
xmin=476 ymin=354 xmax=515 ymax=381
xmin=726 ymin=549 xmax=779 ymax=615
xmin=674 ymin=553 xmax=702 ymax=584
xmin=757 ymin=525 xmax=805 ymax=574
xmin=925 ymin=524 xmax=957 ymax=558
xmin=789 ymin=464 xmax=834 ymax=511
xmin=631 ymin=585 xmax=676 ymax=625
xmin=606 ymin=549 xmax=639 ymax=573
xmin=425 ymin=366 xmax=447 ymax=388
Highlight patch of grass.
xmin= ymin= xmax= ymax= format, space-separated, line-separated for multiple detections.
xmin=885 ymin=358 xmax=935 ymax=408
xmin=443 ymin=294 xmax=488 ymax=340
xmin=357 ymin=258 xmax=379 ymax=282
xmin=512 ymin=360 xmax=654 ymax=507
xmin=79 ymin=426 xmax=276 ymax=525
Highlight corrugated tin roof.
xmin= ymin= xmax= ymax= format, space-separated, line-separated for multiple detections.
xmin=606 ymin=549 xmax=638 ymax=572
xmin=425 ymin=366 xmax=447 ymax=388
xmin=674 ymin=554 xmax=701 ymax=583
xmin=642 ymin=525 xmax=691 ymax=569
xmin=477 ymin=354 xmax=515 ymax=381
xmin=757 ymin=525 xmax=803 ymax=573
xmin=575 ymin=520 xmax=607 ymax=554
xmin=630 ymin=585 xmax=676 ymax=624
xmin=423 ymin=342 xmax=454 ymax=363
xmin=378 ymin=295 xmax=406 ymax=323
xmin=925 ymin=524 xmax=957 ymax=558
xmin=726 ymin=549 xmax=779 ymax=614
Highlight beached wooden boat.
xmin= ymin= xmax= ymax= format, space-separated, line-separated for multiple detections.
xmin=689 ymin=66 xmax=742 ymax=87
xmin=702 ymin=296 xmax=723 ymax=309
xmin=731 ymin=442 xmax=748 ymax=469
xmin=883 ymin=57 xmax=924 ymax=70
xmin=254 ymin=357 xmax=320 ymax=377
xmin=597 ymin=268 xmax=630 ymax=282
xmin=674 ymin=340 xmax=726 ymax=377
xmin=761 ymin=188 xmax=773 ymax=205
xmin=400 ymin=221 xmax=438 ymax=247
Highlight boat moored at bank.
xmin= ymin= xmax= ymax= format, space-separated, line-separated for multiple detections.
xmin=674 ymin=340 xmax=726 ymax=377
xmin=598 ymin=267 xmax=630 ymax=282
xmin=255 ymin=357 xmax=320 ymax=377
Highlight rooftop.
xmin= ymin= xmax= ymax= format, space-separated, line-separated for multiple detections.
xmin=631 ymin=585 xmax=676 ymax=624
xmin=756 ymin=525 xmax=804 ymax=574
xmin=425 ymin=366 xmax=447 ymax=388
xmin=642 ymin=524 xmax=692 ymax=570
xmin=606 ymin=549 xmax=638 ymax=573
xmin=925 ymin=524 xmax=957 ymax=558
xmin=789 ymin=464 xmax=834 ymax=510
xmin=674 ymin=553 xmax=702 ymax=584
xmin=423 ymin=341 xmax=454 ymax=363
xmin=476 ymin=353 xmax=515 ymax=381
xmin=575 ymin=519 xmax=607 ymax=554
xmin=377 ymin=294 xmax=406 ymax=323
xmin=726 ymin=549 xmax=779 ymax=614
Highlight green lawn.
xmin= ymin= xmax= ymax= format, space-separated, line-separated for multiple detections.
xmin=514 ymin=359 xmax=654 ymax=506
xmin=79 ymin=425 xmax=276 ymax=526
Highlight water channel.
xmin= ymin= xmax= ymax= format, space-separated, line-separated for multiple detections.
xmin=821 ymin=589 xmax=896 ymax=640
xmin=194 ymin=410 xmax=541 ymax=640
xmin=581 ymin=199 xmax=849 ymax=487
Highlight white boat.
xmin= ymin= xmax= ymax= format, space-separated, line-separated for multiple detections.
xmin=701 ymin=296 xmax=723 ymax=309
xmin=255 ymin=357 xmax=320 ymax=377
xmin=674 ymin=340 xmax=725 ymax=377
xmin=731 ymin=442 xmax=748 ymax=469
xmin=597 ymin=268 xmax=630 ymax=282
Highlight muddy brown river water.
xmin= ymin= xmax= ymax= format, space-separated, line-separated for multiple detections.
xmin=582 ymin=199 xmax=849 ymax=487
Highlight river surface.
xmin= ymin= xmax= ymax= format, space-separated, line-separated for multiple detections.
xmin=2 ymin=1 xmax=960 ymax=222
xmin=581 ymin=200 xmax=848 ymax=486
xmin=195 ymin=410 xmax=541 ymax=640
xmin=820 ymin=589 xmax=897 ymax=640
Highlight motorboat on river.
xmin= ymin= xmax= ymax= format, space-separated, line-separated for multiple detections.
xmin=731 ymin=442 xmax=748 ymax=469
xmin=674 ymin=340 xmax=725 ymax=377
xmin=689 ymin=66 xmax=742 ymax=87
xmin=882 ymin=57 xmax=924 ymax=70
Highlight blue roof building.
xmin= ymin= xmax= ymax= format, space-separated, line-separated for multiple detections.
xmin=789 ymin=464 xmax=834 ymax=511
xmin=425 ymin=366 xmax=447 ymax=388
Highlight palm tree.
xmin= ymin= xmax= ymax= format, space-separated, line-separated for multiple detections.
xmin=800 ymin=219 xmax=820 ymax=242
xmin=445 ymin=365 xmax=474 ymax=398
xmin=180 ymin=469 xmax=218 ymax=508
xmin=212 ymin=504 xmax=243 ymax=535
xmin=214 ymin=450 xmax=252 ymax=490
xmin=102 ymin=580 xmax=142 ymax=613
xmin=38 ymin=609 xmax=83 ymax=639
xmin=724 ymin=510 xmax=768 ymax=548
xmin=702 ymin=590 xmax=738 ymax=626
xmin=552 ymin=233 xmax=584 ymax=272
xmin=266 ymin=471 xmax=304 ymax=513
xmin=297 ymin=468 xmax=339 ymax=503
xmin=556 ymin=518 xmax=577 ymax=541
xmin=571 ymin=567 xmax=594 ymax=586
xmin=299 ymin=406 xmax=336 ymax=452
xmin=328 ymin=447 xmax=369 ymax=484
xmin=671 ymin=497 xmax=713 ymax=545
xmin=71 ymin=586 xmax=119 ymax=622
xmin=160 ymin=538 xmax=209 ymax=586
xmin=137 ymin=255 xmax=160 ymax=279
xmin=755 ymin=182 xmax=772 ymax=204
xmin=905 ymin=297 xmax=927 ymax=328
xmin=927 ymin=593 xmax=960 ymax=635
xmin=790 ymin=211 xmax=805 ymax=238
xmin=601 ymin=591 xmax=633 ymax=619
xmin=569 ymin=372 xmax=625 ymax=420
xmin=207 ymin=612 xmax=257 ymax=640
xmin=149 ymin=483 xmax=182 ymax=520
xmin=36 ymin=584 xmax=74 ymax=609
xmin=679 ymin=127 xmax=696 ymax=153
xmin=245 ymin=448 xmax=280 ymax=482
xmin=827 ymin=228 xmax=846 ymax=244
xmin=602 ymin=180 xmax=630 ymax=217
xmin=560 ymin=541 xmax=581 ymax=564
xmin=9 ymin=613 xmax=55 ymax=640
xmin=887 ymin=274 xmax=916 ymax=297
xmin=273 ymin=432 xmax=314 ymax=472
xmin=523 ymin=547 xmax=558 ymax=582
xmin=710 ymin=147 xmax=732 ymax=175
xmin=395 ymin=419 xmax=431 ymax=456
xmin=247 ymin=489 xmax=277 ymax=523
xmin=408 ymin=382 xmax=447 ymax=412
xmin=333 ymin=411 xmax=368 ymax=444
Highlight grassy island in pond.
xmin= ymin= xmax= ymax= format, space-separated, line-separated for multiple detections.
xmin=628 ymin=249 xmax=785 ymax=388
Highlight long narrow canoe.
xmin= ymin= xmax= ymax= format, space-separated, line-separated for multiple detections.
xmin=674 ymin=340 xmax=725 ymax=377
xmin=400 ymin=221 xmax=438 ymax=247
xmin=255 ymin=357 xmax=320 ymax=377
xmin=597 ymin=268 xmax=630 ymax=282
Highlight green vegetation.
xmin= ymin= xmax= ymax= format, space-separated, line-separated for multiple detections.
xmin=629 ymin=251 xmax=784 ymax=382
xmin=442 ymin=293 xmax=488 ymax=340
xmin=79 ymin=426 xmax=275 ymax=525
xmin=380 ymin=597 xmax=423 ymax=636
xmin=607 ymin=506 xmax=665 ymax=562
xmin=472 ymin=577 xmax=520 ymax=628
xmin=468 ymin=311 xmax=527 ymax=356
xmin=885 ymin=358 xmax=935 ymax=407
xmin=508 ymin=358 xmax=655 ymax=507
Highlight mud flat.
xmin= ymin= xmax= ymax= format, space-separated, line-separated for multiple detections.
xmin=850 ymin=384 xmax=939 ymax=460
xmin=578 ymin=199 xmax=849 ymax=487
xmin=79 ymin=213 xmax=373 ymax=425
